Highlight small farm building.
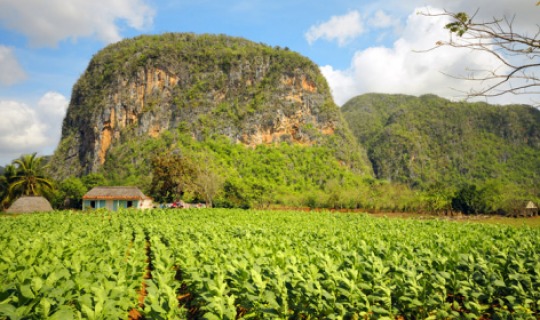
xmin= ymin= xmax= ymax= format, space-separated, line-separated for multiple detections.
xmin=82 ymin=186 xmax=153 ymax=211
xmin=521 ymin=200 xmax=538 ymax=216
xmin=507 ymin=200 xmax=538 ymax=217
xmin=6 ymin=196 xmax=53 ymax=213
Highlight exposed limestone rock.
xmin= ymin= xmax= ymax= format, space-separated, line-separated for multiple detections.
xmin=49 ymin=33 xmax=368 ymax=178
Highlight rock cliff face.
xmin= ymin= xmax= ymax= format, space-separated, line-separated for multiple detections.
xmin=50 ymin=33 xmax=367 ymax=177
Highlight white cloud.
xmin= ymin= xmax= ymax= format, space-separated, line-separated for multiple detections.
xmin=368 ymin=10 xmax=399 ymax=29
xmin=35 ymin=92 xmax=68 ymax=148
xmin=305 ymin=11 xmax=364 ymax=46
xmin=319 ymin=65 xmax=357 ymax=105
xmin=0 ymin=92 xmax=68 ymax=166
xmin=0 ymin=46 xmax=26 ymax=85
xmin=0 ymin=0 xmax=155 ymax=47
xmin=321 ymin=7 xmax=530 ymax=106
xmin=38 ymin=91 xmax=69 ymax=120
xmin=0 ymin=100 xmax=48 ymax=153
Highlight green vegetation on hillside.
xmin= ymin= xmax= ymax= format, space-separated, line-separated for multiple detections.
xmin=94 ymin=129 xmax=375 ymax=209
xmin=342 ymin=93 xmax=540 ymax=211
xmin=74 ymin=33 xmax=331 ymax=114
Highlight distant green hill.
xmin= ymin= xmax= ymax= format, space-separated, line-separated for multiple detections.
xmin=342 ymin=93 xmax=540 ymax=198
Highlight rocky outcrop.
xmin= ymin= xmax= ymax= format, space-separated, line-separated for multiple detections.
xmin=50 ymin=33 xmax=367 ymax=178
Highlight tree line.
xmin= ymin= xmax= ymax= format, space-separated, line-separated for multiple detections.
xmin=2 ymin=147 xmax=536 ymax=216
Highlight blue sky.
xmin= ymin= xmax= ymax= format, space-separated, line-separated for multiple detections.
xmin=0 ymin=0 xmax=538 ymax=166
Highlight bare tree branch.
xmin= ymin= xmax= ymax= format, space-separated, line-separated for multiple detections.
xmin=420 ymin=9 xmax=540 ymax=102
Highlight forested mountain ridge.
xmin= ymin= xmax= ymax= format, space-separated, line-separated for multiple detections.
xmin=342 ymin=93 xmax=540 ymax=198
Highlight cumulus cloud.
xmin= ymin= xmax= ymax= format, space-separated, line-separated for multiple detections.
xmin=319 ymin=65 xmax=357 ymax=105
xmin=0 ymin=0 xmax=154 ymax=47
xmin=38 ymin=91 xmax=69 ymax=122
xmin=320 ymin=7 xmax=524 ymax=106
xmin=0 ymin=92 xmax=68 ymax=166
xmin=305 ymin=11 xmax=364 ymax=46
xmin=0 ymin=101 xmax=47 ymax=152
xmin=0 ymin=46 xmax=26 ymax=85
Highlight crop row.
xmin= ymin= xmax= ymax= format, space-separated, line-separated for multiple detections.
xmin=1 ymin=209 xmax=539 ymax=319
xmin=144 ymin=210 xmax=540 ymax=319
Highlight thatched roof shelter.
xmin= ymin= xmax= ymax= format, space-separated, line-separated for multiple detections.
xmin=506 ymin=200 xmax=539 ymax=217
xmin=83 ymin=186 xmax=148 ymax=200
xmin=523 ymin=200 xmax=538 ymax=210
xmin=6 ymin=196 xmax=53 ymax=213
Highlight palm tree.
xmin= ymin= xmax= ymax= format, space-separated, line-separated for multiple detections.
xmin=6 ymin=153 xmax=54 ymax=203
xmin=1 ymin=164 xmax=17 ymax=209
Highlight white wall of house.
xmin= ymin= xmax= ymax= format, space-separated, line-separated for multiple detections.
xmin=83 ymin=199 xmax=141 ymax=211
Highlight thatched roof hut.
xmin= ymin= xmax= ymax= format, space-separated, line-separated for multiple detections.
xmin=6 ymin=196 xmax=53 ymax=213
xmin=506 ymin=200 xmax=538 ymax=217
xmin=524 ymin=200 xmax=538 ymax=210
xmin=522 ymin=200 xmax=538 ymax=216
xmin=83 ymin=186 xmax=148 ymax=200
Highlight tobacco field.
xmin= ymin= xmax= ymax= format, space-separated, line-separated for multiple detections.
xmin=1 ymin=209 xmax=539 ymax=319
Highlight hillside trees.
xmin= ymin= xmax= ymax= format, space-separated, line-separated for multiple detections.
xmin=425 ymin=8 xmax=540 ymax=101
xmin=342 ymin=94 xmax=540 ymax=196
xmin=342 ymin=93 xmax=540 ymax=214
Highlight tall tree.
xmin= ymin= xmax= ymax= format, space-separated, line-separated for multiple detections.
xmin=81 ymin=173 xmax=108 ymax=190
xmin=59 ymin=177 xmax=88 ymax=209
xmin=149 ymin=150 xmax=197 ymax=204
xmin=6 ymin=153 xmax=55 ymax=202
xmin=451 ymin=184 xmax=488 ymax=215
xmin=149 ymin=149 xmax=225 ymax=206
xmin=0 ymin=165 xmax=17 ymax=209
xmin=191 ymin=152 xmax=224 ymax=208
xmin=423 ymin=7 xmax=540 ymax=101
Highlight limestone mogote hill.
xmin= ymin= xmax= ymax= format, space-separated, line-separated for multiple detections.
xmin=48 ymin=33 xmax=371 ymax=180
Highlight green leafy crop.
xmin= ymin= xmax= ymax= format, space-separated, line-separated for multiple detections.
xmin=2 ymin=209 xmax=538 ymax=319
